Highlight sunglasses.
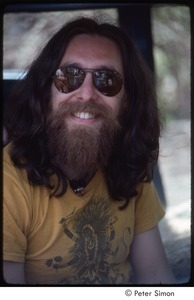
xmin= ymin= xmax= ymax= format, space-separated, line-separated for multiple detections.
xmin=53 ymin=65 xmax=123 ymax=97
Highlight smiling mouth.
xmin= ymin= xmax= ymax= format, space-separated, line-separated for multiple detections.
xmin=73 ymin=112 xmax=96 ymax=120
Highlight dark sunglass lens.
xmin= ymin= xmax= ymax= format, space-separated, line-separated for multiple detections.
xmin=93 ymin=70 xmax=122 ymax=96
xmin=54 ymin=67 xmax=85 ymax=93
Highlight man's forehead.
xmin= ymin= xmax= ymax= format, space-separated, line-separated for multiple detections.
xmin=60 ymin=34 xmax=124 ymax=74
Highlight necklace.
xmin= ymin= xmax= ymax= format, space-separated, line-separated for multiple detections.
xmin=69 ymin=179 xmax=86 ymax=195
xmin=69 ymin=171 xmax=96 ymax=195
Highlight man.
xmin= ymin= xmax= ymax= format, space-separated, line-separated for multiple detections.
xmin=3 ymin=16 xmax=175 ymax=285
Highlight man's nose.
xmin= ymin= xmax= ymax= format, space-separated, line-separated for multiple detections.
xmin=78 ymin=73 xmax=97 ymax=101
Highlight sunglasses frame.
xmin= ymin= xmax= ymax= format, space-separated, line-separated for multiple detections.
xmin=53 ymin=65 xmax=123 ymax=97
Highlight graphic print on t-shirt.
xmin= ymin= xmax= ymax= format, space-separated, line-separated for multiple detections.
xmin=45 ymin=196 xmax=131 ymax=284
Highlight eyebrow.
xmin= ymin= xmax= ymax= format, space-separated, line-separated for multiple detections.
xmin=59 ymin=62 xmax=119 ymax=72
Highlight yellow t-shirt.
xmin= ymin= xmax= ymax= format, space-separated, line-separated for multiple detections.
xmin=3 ymin=144 xmax=165 ymax=285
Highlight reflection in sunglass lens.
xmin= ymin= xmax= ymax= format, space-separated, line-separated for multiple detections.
xmin=93 ymin=70 xmax=122 ymax=96
xmin=66 ymin=67 xmax=85 ymax=91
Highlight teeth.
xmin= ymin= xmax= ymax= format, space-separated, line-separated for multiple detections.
xmin=74 ymin=112 xmax=95 ymax=119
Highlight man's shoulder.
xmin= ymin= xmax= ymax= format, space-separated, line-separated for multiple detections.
xmin=136 ymin=180 xmax=157 ymax=201
xmin=3 ymin=143 xmax=27 ymax=181
xmin=3 ymin=143 xmax=13 ymax=165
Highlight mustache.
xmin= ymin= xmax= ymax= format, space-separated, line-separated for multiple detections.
xmin=48 ymin=100 xmax=113 ymax=121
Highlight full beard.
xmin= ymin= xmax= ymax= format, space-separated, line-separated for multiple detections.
xmin=46 ymin=100 xmax=121 ymax=180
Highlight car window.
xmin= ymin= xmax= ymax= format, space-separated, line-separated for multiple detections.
xmin=3 ymin=8 xmax=118 ymax=79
